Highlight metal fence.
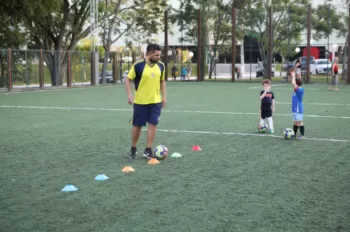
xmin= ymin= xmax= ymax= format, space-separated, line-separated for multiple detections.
xmin=1 ymin=3 xmax=350 ymax=91
xmin=0 ymin=48 xmax=147 ymax=91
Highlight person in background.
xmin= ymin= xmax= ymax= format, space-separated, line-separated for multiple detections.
xmin=329 ymin=57 xmax=340 ymax=91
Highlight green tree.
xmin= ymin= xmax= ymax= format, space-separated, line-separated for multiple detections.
xmin=171 ymin=0 xmax=348 ymax=80
xmin=170 ymin=0 xmax=247 ymax=79
xmin=247 ymin=1 xmax=347 ymax=77
xmin=245 ymin=0 xmax=310 ymax=78
xmin=312 ymin=4 xmax=347 ymax=42
xmin=0 ymin=1 xmax=27 ymax=87
xmin=99 ymin=0 xmax=166 ymax=83
xmin=312 ymin=3 xmax=347 ymax=79
xmin=8 ymin=0 xmax=92 ymax=86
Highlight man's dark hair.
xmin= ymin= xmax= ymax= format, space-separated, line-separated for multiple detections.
xmin=147 ymin=43 xmax=161 ymax=54
xmin=296 ymin=77 xmax=303 ymax=86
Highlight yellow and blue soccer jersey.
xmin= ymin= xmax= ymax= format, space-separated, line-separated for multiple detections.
xmin=127 ymin=59 xmax=165 ymax=105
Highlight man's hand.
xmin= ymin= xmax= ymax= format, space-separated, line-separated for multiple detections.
xmin=162 ymin=98 xmax=167 ymax=108
xmin=125 ymin=78 xmax=134 ymax=105
xmin=128 ymin=95 xmax=133 ymax=105
xmin=160 ymin=80 xmax=167 ymax=108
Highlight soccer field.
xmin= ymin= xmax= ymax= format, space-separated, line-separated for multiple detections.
xmin=0 ymin=82 xmax=349 ymax=232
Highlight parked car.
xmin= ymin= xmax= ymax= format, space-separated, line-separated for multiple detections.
xmin=282 ymin=61 xmax=295 ymax=71
xmin=315 ymin=59 xmax=332 ymax=74
xmin=300 ymin=56 xmax=316 ymax=74
xmin=283 ymin=56 xmax=316 ymax=74
xmin=98 ymin=70 xmax=114 ymax=83
xmin=255 ymin=62 xmax=275 ymax=78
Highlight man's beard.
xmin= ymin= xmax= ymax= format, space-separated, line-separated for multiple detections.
xmin=150 ymin=58 xmax=159 ymax=64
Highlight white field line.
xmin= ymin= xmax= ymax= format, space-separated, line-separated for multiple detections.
xmin=0 ymin=105 xmax=132 ymax=112
xmin=276 ymin=102 xmax=350 ymax=106
xmin=1 ymin=105 xmax=350 ymax=119
xmin=154 ymin=129 xmax=349 ymax=143
xmin=0 ymin=85 xmax=121 ymax=94
xmin=271 ymin=88 xmax=323 ymax=91
xmin=250 ymin=87 xmax=331 ymax=91
xmin=249 ymin=84 xmax=287 ymax=89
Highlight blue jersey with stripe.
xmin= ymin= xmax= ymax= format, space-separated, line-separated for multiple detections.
xmin=292 ymin=87 xmax=304 ymax=113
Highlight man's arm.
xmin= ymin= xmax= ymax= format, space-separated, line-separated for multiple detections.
xmin=125 ymin=65 xmax=136 ymax=105
xmin=125 ymin=78 xmax=134 ymax=105
xmin=160 ymin=80 xmax=167 ymax=108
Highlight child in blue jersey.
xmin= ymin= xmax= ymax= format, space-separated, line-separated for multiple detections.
xmin=291 ymin=71 xmax=305 ymax=139
xmin=181 ymin=66 xmax=187 ymax=80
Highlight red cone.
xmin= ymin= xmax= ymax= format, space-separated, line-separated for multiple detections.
xmin=192 ymin=145 xmax=202 ymax=151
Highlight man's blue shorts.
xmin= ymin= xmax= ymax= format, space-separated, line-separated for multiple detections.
xmin=131 ymin=103 xmax=162 ymax=127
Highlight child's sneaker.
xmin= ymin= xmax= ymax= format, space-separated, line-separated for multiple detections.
xmin=296 ymin=135 xmax=304 ymax=140
xmin=268 ymin=130 xmax=274 ymax=134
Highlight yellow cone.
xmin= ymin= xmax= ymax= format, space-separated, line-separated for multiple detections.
xmin=122 ymin=166 xmax=135 ymax=172
xmin=147 ymin=158 xmax=160 ymax=165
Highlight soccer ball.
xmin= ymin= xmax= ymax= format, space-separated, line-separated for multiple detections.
xmin=154 ymin=145 xmax=168 ymax=160
xmin=258 ymin=123 xmax=268 ymax=133
xmin=283 ymin=128 xmax=295 ymax=139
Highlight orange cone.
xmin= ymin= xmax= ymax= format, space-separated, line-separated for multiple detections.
xmin=147 ymin=158 xmax=160 ymax=165
xmin=192 ymin=145 xmax=202 ymax=151
xmin=122 ymin=166 xmax=135 ymax=172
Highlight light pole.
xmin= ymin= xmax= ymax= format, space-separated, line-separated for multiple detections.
xmin=327 ymin=0 xmax=332 ymax=82
xmin=250 ymin=31 xmax=253 ymax=81
xmin=287 ymin=7 xmax=291 ymax=60
xmin=181 ymin=10 xmax=183 ymax=75
xmin=332 ymin=43 xmax=338 ymax=62
xmin=210 ymin=51 xmax=216 ymax=79
xmin=90 ymin=0 xmax=97 ymax=52
xmin=240 ymin=24 xmax=244 ymax=75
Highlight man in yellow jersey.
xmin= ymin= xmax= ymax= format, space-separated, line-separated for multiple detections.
xmin=125 ymin=44 xmax=167 ymax=159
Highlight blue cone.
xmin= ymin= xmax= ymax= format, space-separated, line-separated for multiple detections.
xmin=61 ymin=184 xmax=78 ymax=192
xmin=94 ymin=174 xmax=109 ymax=181
xmin=171 ymin=152 xmax=182 ymax=158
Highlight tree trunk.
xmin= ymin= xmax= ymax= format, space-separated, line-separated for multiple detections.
xmin=101 ymin=49 xmax=110 ymax=84
xmin=208 ymin=49 xmax=217 ymax=79
xmin=341 ymin=34 xmax=348 ymax=80
xmin=258 ymin=43 xmax=268 ymax=79
xmin=0 ymin=51 xmax=4 ymax=88
xmin=199 ymin=5 xmax=207 ymax=82
xmin=280 ymin=53 xmax=284 ymax=77
xmin=43 ymin=50 xmax=69 ymax=86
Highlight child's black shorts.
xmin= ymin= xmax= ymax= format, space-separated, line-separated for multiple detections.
xmin=261 ymin=109 xmax=272 ymax=119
